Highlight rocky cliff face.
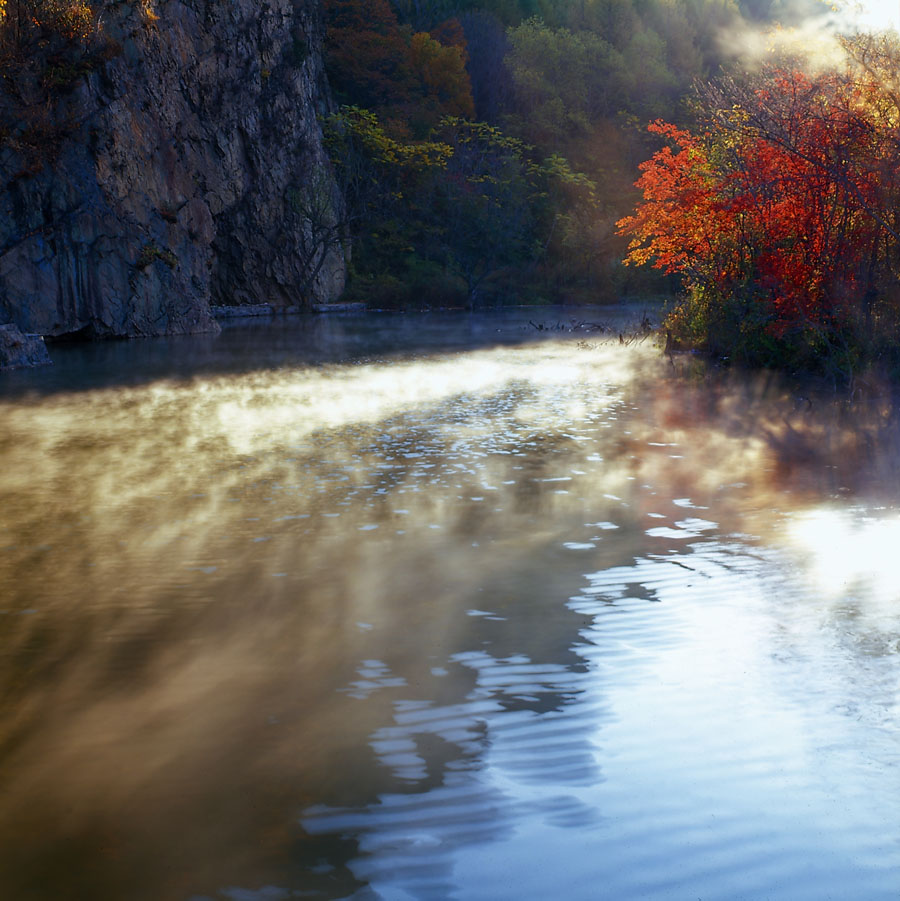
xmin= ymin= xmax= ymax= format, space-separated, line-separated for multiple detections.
xmin=0 ymin=0 xmax=346 ymax=339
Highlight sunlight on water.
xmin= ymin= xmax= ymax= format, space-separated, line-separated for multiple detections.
xmin=788 ymin=507 xmax=900 ymax=605
xmin=1 ymin=317 xmax=899 ymax=900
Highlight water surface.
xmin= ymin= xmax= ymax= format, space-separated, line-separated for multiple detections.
xmin=1 ymin=309 xmax=899 ymax=900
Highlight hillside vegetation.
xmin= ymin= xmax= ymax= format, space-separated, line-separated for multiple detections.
xmin=322 ymin=0 xmax=825 ymax=309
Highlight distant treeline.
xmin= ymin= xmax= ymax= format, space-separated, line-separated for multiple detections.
xmin=322 ymin=0 xmax=826 ymax=308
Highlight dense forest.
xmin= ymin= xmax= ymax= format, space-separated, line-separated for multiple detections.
xmin=321 ymin=0 xmax=828 ymax=310
xmin=324 ymin=0 xmax=900 ymax=379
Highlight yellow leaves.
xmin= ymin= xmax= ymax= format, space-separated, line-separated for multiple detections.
xmin=399 ymin=141 xmax=453 ymax=171
xmin=6 ymin=0 xmax=98 ymax=41
xmin=140 ymin=0 xmax=159 ymax=25
xmin=325 ymin=106 xmax=452 ymax=174
xmin=47 ymin=0 xmax=94 ymax=40
xmin=408 ymin=31 xmax=474 ymax=119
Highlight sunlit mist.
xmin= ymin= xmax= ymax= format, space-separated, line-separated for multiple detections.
xmin=850 ymin=0 xmax=900 ymax=32
xmin=2 ymin=323 xmax=900 ymax=899
xmin=717 ymin=0 xmax=900 ymax=72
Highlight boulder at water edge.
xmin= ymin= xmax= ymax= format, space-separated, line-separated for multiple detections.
xmin=0 ymin=324 xmax=52 ymax=370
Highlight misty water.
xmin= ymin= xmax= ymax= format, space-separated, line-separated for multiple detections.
xmin=1 ymin=308 xmax=900 ymax=900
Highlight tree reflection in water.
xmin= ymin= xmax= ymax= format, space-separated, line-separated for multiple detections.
xmin=0 ymin=321 xmax=899 ymax=899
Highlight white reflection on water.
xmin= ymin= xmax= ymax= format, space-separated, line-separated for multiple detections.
xmin=207 ymin=346 xmax=628 ymax=456
xmin=788 ymin=507 xmax=900 ymax=605
xmin=1 ymin=329 xmax=900 ymax=900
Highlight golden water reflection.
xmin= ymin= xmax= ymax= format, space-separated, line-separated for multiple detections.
xmin=1 ymin=335 xmax=899 ymax=899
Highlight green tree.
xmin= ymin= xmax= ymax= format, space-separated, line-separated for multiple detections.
xmin=431 ymin=118 xmax=540 ymax=302
xmin=505 ymin=18 xmax=624 ymax=156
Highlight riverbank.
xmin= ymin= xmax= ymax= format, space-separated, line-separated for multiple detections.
xmin=211 ymin=302 xmax=368 ymax=319
xmin=0 ymin=301 xmax=667 ymax=376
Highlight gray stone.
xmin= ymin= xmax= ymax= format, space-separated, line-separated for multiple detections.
xmin=211 ymin=304 xmax=275 ymax=319
xmin=0 ymin=0 xmax=347 ymax=340
xmin=311 ymin=302 xmax=367 ymax=312
xmin=0 ymin=324 xmax=52 ymax=370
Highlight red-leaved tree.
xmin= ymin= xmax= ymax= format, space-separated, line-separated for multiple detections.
xmin=618 ymin=65 xmax=900 ymax=366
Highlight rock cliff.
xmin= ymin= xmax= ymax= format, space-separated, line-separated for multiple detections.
xmin=0 ymin=0 xmax=346 ymax=339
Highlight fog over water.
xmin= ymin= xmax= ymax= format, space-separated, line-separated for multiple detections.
xmin=1 ymin=310 xmax=899 ymax=900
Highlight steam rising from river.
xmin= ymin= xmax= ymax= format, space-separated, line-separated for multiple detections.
xmin=2 ymin=336 xmax=900 ymax=897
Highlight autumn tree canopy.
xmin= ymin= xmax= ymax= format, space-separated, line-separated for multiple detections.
xmin=324 ymin=0 xmax=474 ymax=136
xmin=322 ymin=0 xmax=863 ymax=313
xmin=617 ymin=59 xmax=900 ymax=372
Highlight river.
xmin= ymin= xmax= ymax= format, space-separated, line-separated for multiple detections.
xmin=1 ymin=308 xmax=899 ymax=900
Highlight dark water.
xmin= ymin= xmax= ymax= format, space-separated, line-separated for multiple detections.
xmin=1 ymin=309 xmax=899 ymax=900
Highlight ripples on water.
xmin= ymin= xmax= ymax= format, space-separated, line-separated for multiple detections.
xmin=0 ymin=311 xmax=899 ymax=900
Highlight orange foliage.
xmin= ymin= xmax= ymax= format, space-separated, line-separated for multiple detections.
xmin=324 ymin=0 xmax=419 ymax=114
xmin=618 ymin=69 xmax=894 ymax=336
xmin=0 ymin=0 xmax=98 ymax=43
xmin=616 ymin=120 xmax=723 ymax=277
xmin=409 ymin=31 xmax=474 ymax=119
xmin=430 ymin=18 xmax=467 ymax=54
xmin=324 ymin=0 xmax=474 ymax=133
